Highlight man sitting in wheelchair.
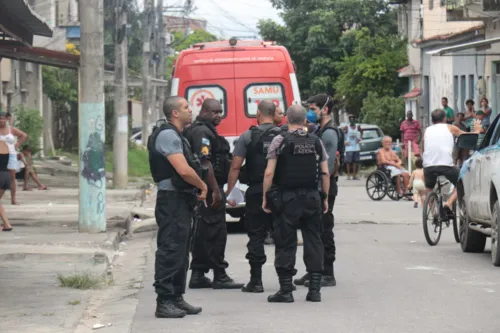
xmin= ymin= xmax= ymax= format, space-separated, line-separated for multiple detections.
xmin=377 ymin=136 xmax=411 ymax=198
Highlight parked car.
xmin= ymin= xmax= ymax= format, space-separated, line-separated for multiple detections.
xmin=457 ymin=113 xmax=500 ymax=266
xmin=340 ymin=123 xmax=384 ymax=164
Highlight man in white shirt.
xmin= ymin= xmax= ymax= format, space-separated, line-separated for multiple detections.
xmin=422 ymin=109 xmax=481 ymax=214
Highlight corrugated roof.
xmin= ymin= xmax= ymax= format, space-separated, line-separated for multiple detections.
xmin=0 ymin=0 xmax=53 ymax=45
xmin=403 ymin=88 xmax=422 ymax=99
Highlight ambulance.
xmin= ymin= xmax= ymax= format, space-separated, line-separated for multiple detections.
xmin=170 ymin=38 xmax=301 ymax=221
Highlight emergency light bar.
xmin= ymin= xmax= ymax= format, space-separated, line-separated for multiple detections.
xmin=191 ymin=39 xmax=277 ymax=49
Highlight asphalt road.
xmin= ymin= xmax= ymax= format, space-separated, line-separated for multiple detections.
xmin=131 ymin=180 xmax=500 ymax=333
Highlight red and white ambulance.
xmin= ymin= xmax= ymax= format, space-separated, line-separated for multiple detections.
xmin=170 ymin=38 xmax=301 ymax=220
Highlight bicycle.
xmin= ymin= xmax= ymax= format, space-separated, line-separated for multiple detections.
xmin=422 ymin=177 xmax=459 ymax=246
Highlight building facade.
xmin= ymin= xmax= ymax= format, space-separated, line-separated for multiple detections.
xmin=397 ymin=0 xmax=484 ymax=126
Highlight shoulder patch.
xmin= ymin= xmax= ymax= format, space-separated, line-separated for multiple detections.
xmin=201 ymin=137 xmax=210 ymax=146
xmin=201 ymin=146 xmax=209 ymax=156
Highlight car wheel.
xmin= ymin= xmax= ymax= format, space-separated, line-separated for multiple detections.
xmin=491 ymin=201 xmax=500 ymax=266
xmin=459 ymin=194 xmax=487 ymax=253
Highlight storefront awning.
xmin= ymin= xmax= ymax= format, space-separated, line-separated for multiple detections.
xmin=0 ymin=42 xmax=79 ymax=69
xmin=0 ymin=0 xmax=53 ymax=47
xmin=427 ymin=36 xmax=500 ymax=56
xmin=403 ymin=88 xmax=421 ymax=99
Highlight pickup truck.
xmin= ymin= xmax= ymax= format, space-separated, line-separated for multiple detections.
xmin=457 ymin=113 xmax=500 ymax=266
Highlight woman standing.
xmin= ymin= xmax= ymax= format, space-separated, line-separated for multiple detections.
xmin=480 ymin=97 xmax=492 ymax=127
xmin=0 ymin=111 xmax=27 ymax=205
xmin=0 ymin=140 xmax=13 ymax=230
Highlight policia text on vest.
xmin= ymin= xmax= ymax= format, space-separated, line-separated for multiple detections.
xmin=263 ymin=115 xmax=331 ymax=303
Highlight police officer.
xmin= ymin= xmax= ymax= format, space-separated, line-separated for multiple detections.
xmin=295 ymin=94 xmax=342 ymax=288
xmin=262 ymin=105 xmax=330 ymax=303
xmin=184 ymin=98 xmax=244 ymax=290
xmin=147 ymin=96 xmax=207 ymax=318
xmin=226 ymin=101 xmax=282 ymax=293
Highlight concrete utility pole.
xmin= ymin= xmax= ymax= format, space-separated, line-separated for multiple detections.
xmin=141 ymin=0 xmax=154 ymax=142
xmin=156 ymin=0 xmax=166 ymax=117
xmin=78 ymin=0 xmax=106 ymax=233
xmin=113 ymin=0 xmax=129 ymax=189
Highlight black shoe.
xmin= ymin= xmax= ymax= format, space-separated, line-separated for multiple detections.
xmin=305 ymin=273 xmax=322 ymax=302
xmin=155 ymin=300 xmax=187 ymax=318
xmin=293 ymin=273 xmax=309 ymax=286
xmin=212 ymin=271 xmax=244 ymax=289
xmin=241 ymin=279 xmax=264 ymax=293
xmin=267 ymin=290 xmax=294 ymax=303
xmin=305 ymin=275 xmax=336 ymax=287
xmin=268 ymin=276 xmax=294 ymax=303
xmin=189 ymin=270 xmax=212 ymax=289
xmin=173 ymin=296 xmax=202 ymax=315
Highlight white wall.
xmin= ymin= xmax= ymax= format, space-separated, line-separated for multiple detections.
xmin=430 ymin=56 xmax=454 ymax=112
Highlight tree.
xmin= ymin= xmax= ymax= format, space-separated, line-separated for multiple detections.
xmin=166 ymin=29 xmax=218 ymax=76
xmin=334 ymin=28 xmax=407 ymax=114
xmin=361 ymin=92 xmax=405 ymax=139
xmin=259 ymin=0 xmax=397 ymax=98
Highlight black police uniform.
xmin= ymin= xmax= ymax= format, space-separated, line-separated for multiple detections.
xmin=267 ymin=130 xmax=326 ymax=303
xmin=239 ymin=124 xmax=282 ymax=293
xmin=296 ymin=120 xmax=340 ymax=287
xmin=147 ymin=122 xmax=202 ymax=318
xmin=184 ymin=117 xmax=243 ymax=289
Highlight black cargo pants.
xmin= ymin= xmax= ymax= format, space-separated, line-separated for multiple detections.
xmin=321 ymin=176 xmax=338 ymax=276
xmin=190 ymin=186 xmax=229 ymax=272
xmin=154 ymin=190 xmax=196 ymax=302
xmin=244 ymin=185 xmax=274 ymax=266
xmin=274 ymin=189 xmax=324 ymax=277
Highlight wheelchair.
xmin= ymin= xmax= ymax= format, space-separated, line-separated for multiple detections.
xmin=365 ymin=166 xmax=404 ymax=201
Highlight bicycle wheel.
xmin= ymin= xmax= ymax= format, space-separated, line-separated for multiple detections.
xmin=423 ymin=191 xmax=442 ymax=246
xmin=452 ymin=201 xmax=460 ymax=243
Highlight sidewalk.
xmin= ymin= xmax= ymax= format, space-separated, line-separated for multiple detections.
xmin=0 ymin=188 xmax=154 ymax=333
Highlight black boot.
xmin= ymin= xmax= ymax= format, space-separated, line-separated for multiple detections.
xmin=155 ymin=299 xmax=187 ymax=318
xmin=173 ymin=296 xmax=202 ymax=315
xmin=305 ymin=264 xmax=336 ymax=287
xmin=306 ymin=273 xmax=322 ymax=302
xmin=242 ymin=265 xmax=264 ymax=293
xmin=293 ymin=273 xmax=309 ymax=286
xmin=268 ymin=276 xmax=294 ymax=303
xmin=188 ymin=270 xmax=212 ymax=289
xmin=212 ymin=269 xmax=245 ymax=289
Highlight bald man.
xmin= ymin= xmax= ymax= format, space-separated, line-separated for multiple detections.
xmin=263 ymin=104 xmax=330 ymax=303
xmin=184 ymin=98 xmax=244 ymax=290
xmin=377 ymin=136 xmax=410 ymax=197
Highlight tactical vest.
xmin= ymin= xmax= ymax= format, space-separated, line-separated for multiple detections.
xmin=185 ymin=121 xmax=232 ymax=185
xmin=274 ymin=131 xmax=323 ymax=190
xmin=147 ymin=122 xmax=201 ymax=190
xmin=318 ymin=120 xmax=345 ymax=177
xmin=246 ymin=125 xmax=281 ymax=185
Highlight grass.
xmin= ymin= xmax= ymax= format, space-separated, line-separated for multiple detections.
xmin=52 ymin=145 xmax=151 ymax=178
xmin=68 ymin=300 xmax=81 ymax=306
xmin=57 ymin=271 xmax=105 ymax=290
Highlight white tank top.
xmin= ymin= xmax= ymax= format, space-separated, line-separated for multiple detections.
xmin=423 ymin=123 xmax=454 ymax=167
xmin=0 ymin=126 xmax=16 ymax=155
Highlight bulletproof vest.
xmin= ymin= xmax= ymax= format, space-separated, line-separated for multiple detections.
xmin=186 ymin=120 xmax=232 ymax=185
xmin=274 ymin=131 xmax=323 ymax=190
xmin=147 ymin=122 xmax=202 ymax=190
xmin=246 ymin=125 xmax=281 ymax=185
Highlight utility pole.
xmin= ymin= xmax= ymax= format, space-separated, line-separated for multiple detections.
xmin=78 ymin=0 xmax=106 ymax=233
xmin=113 ymin=0 xmax=129 ymax=189
xmin=141 ymin=0 xmax=154 ymax=142
xmin=156 ymin=0 xmax=166 ymax=116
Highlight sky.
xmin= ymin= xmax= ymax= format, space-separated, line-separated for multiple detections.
xmin=167 ymin=0 xmax=283 ymax=39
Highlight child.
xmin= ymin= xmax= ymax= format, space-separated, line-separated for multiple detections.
xmin=16 ymin=146 xmax=48 ymax=191
xmin=408 ymin=158 xmax=425 ymax=208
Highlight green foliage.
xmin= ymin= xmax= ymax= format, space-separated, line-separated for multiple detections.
xmin=13 ymin=106 xmax=44 ymax=153
xmin=166 ymin=29 xmax=218 ymax=77
xmin=361 ymin=92 xmax=405 ymax=139
xmin=334 ymin=28 xmax=407 ymax=114
xmin=259 ymin=0 xmax=398 ymax=97
xmin=42 ymin=67 xmax=79 ymax=149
